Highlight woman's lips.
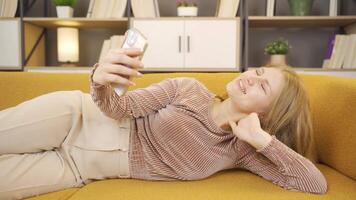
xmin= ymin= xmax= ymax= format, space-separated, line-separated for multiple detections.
xmin=236 ymin=79 xmax=246 ymax=94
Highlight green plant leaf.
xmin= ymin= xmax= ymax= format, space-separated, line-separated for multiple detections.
xmin=52 ymin=0 xmax=77 ymax=7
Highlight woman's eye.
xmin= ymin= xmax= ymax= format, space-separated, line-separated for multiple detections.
xmin=261 ymin=83 xmax=266 ymax=93
xmin=256 ymin=69 xmax=261 ymax=76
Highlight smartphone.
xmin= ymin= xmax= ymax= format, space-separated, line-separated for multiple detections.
xmin=114 ymin=28 xmax=148 ymax=96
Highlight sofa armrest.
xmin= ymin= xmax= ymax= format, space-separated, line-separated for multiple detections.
xmin=301 ymin=74 xmax=356 ymax=180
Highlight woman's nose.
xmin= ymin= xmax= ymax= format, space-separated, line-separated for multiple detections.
xmin=247 ymin=77 xmax=264 ymax=86
xmin=247 ymin=78 xmax=257 ymax=86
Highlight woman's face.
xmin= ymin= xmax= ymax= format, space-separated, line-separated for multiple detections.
xmin=226 ymin=67 xmax=285 ymax=114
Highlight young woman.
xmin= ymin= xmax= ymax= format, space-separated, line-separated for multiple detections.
xmin=0 ymin=48 xmax=327 ymax=200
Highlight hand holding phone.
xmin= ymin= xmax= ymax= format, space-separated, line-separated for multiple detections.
xmin=114 ymin=28 xmax=148 ymax=96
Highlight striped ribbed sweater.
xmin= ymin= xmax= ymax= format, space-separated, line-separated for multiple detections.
xmin=89 ymin=65 xmax=327 ymax=194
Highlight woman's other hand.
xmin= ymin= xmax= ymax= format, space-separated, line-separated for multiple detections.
xmin=229 ymin=113 xmax=272 ymax=150
xmin=92 ymin=48 xmax=144 ymax=87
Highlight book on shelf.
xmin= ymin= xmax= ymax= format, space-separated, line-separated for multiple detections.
xmin=112 ymin=0 xmax=129 ymax=18
xmin=87 ymin=0 xmax=128 ymax=18
xmin=346 ymin=25 xmax=356 ymax=68
xmin=324 ymin=35 xmax=335 ymax=60
xmin=216 ymin=0 xmax=240 ymax=17
xmin=266 ymin=0 xmax=275 ymax=17
xmin=325 ymin=35 xmax=347 ymax=69
xmin=99 ymin=35 xmax=125 ymax=61
xmin=323 ymin=34 xmax=356 ymax=69
xmin=131 ymin=0 xmax=160 ymax=18
xmin=343 ymin=35 xmax=356 ymax=69
xmin=0 ymin=0 xmax=18 ymax=18
xmin=329 ymin=0 xmax=340 ymax=17
xmin=86 ymin=0 xmax=95 ymax=17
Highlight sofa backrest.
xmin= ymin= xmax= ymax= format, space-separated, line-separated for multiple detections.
xmin=0 ymin=71 xmax=355 ymax=180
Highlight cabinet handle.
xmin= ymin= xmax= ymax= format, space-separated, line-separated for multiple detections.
xmin=187 ymin=35 xmax=190 ymax=53
xmin=178 ymin=35 xmax=181 ymax=53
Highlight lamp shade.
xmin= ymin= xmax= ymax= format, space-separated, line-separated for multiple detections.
xmin=57 ymin=27 xmax=79 ymax=63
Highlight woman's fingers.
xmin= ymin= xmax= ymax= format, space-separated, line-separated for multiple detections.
xmin=228 ymin=121 xmax=237 ymax=129
xmin=105 ymin=73 xmax=135 ymax=86
xmin=106 ymin=64 xmax=143 ymax=78
xmin=109 ymin=48 xmax=144 ymax=69
xmin=93 ymin=47 xmax=145 ymax=86
xmin=113 ymin=48 xmax=142 ymax=57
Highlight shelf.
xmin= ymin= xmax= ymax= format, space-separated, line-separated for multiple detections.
xmin=22 ymin=17 xmax=240 ymax=29
xmin=23 ymin=17 xmax=129 ymax=28
xmin=131 ymin=17 xmax=240 ymax=20
xmin=24 ymin=66 xmax=356 ymax=73
xmin=24 ymin=66 xmax=240 ymax=73
xmin=294 ymin=68 xmax=356 ymax=71
xmin=249 ymin=16 xmax=356 ymax=27
xmin=248 ymin=67 xmax=356 ymax=71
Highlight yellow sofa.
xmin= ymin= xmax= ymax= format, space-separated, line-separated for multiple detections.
xmin=0 ymin=71 xmax=355 ymax=200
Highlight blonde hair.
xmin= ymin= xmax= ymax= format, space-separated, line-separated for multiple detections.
xmin=216 ymin=65 xmax=317 ymax=163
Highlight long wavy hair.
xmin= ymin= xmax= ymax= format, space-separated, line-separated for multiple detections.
xmin=216 ymin=65 xmax=317 ymax=163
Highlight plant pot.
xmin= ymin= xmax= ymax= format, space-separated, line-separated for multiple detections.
xmin=268 ymin=54 xmax=287 ymax=66
xmin=288 ymin=0 xmax=314 ymax=16
xmin=177 ymin=6 xmax=198 ymax=17
xmin=56 ymin=6 xmax=74 ymax=18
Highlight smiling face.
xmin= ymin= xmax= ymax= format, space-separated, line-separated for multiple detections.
xmin=226 ymin=67 xmax=285 ymax=115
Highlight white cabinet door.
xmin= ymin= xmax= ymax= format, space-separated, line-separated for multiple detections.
xmin=184 ymin=20 xmax=239 ymax=69
xmin=0 ymin=19 xmax=21 ymax=69
xmin=132 ymin=20 xmax=184 ymax=68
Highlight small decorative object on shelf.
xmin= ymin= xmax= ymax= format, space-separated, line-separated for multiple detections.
xmin=264 ymin=38 xmax=291 ymax=66
xmin=288 ymin=0 xmax=314 ymax=16
xmin=177 ymin=0 xmax=198 ymax=17
xmin=52 ymin=0 xmax=77 ymax=18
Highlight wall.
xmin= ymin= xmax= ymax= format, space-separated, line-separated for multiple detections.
xmin=24 ymin=0 xmax=356 ymax=68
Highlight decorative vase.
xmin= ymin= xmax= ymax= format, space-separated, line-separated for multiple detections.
xmin=269 ymin=54 xmax=287 ymax=66
xmin=177 ymin=6 xmax=198 ymax=17
xmin=288 ymin=0 xmax=314 ymax=16
xmin=56 ymin=6 xmax=74 ymax=18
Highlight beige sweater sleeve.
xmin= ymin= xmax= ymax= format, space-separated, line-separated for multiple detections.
xmin=89 ymin=64 xmax=180 ymax=120
xmin=237 ymin=136 xmax=327 ymax=194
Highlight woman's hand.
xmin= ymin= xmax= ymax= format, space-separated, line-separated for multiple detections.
xmin=228 ymin=113 xmax=272 ymax=150
xmin=92 ymin=48 xmax=144 ymax=87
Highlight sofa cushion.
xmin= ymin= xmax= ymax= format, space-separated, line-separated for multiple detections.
xmin=26 ymin=164 xmax=356 ymax=200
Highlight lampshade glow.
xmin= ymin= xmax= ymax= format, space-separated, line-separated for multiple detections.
xmin=57 ymin=27 xmax=79 ymax=63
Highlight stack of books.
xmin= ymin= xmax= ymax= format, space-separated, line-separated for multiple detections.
xmin=87 ymin=0 xmax=128 ymax=18
xmin=322 ymin=34 xmax=356 ymax=69
xmin=99 ymin=35 xmax=125 ymax=61
xmin=130 ymin=0 xmax=160 ymax=18
xmin=215 ymin=0 xmax=240 ymax=17
xmin=0 ymin=0 xmax=18 ymax=17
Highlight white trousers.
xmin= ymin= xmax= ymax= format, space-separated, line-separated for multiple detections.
xmin=0 ymin=90 xmax=131 ymax=200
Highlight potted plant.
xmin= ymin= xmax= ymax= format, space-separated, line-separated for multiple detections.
xmin=177 ymin=1 xmax=198 ymax=17
xmin=264 ymin=38 xmax=291 ymax=66
xmin=288 ymin=0 xmax=314 ymax=16
xmin=52 ymin=0 xmax=77 ymax=18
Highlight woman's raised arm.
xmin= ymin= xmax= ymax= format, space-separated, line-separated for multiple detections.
xmin=89 ymin=48 xmax=180 ymax=120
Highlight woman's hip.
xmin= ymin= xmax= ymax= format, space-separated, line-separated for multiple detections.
xmin=63 ymin=93 xmax=131 ymax=183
